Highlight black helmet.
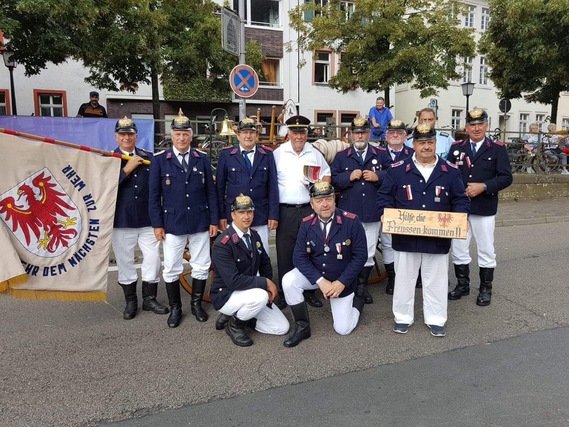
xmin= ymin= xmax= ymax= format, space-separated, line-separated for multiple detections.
xmin=466 ymin=108 xmax=488 ymax=124
xmin=115 ymin=116 xmax=137 ymax=134
xmin=231 ymin=194 xmax=255 ymax=212
xmin=413 ymin=123 xmax=436 ymax=140
xmin=309 ymin=181 xmax=334 ymax=199
xmin=171 ymin=108 xmax=192 ymax=130
xmin=386 ymin=119 xmax=407 ymax=132
xmin=351 ymin=117 xmax=370 ymax=132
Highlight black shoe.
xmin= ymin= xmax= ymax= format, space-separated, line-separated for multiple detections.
xmin=120 ymin=281 xmax=138 ymax=320
xmin=168 ymin=306 xmax=182 ymax=328
xmin=476 ymin=267 xmax=494 ymax=306
xmin=448 ymin=286 xmax=470 ymax=300
xmin=142 ymin=282 xmax=169 ymax=314
xmin=283 ymin=321 xmax=311 ymax=347
xmin=226 ymin=317 xmax=253 ymax=347
xmin=304 ymin=290 xmax=323 ymax=308
xmin=476 ymin=288 xmax=492 ymax=306
xmin=215 ymin=313 xmax=231 ymax=331
xmin=363 ymin=288 xmax=373 ymax=304
xmin=190 ymin=279 xmax=209 ymax=322
xmin=449 ymin=264 xmax=470 ymax=300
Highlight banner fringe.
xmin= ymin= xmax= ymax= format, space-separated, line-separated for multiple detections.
xmin=0 ymin=274 xmax=29 ymax=293
xmin=9 ymin=289 xmax=107 ymax=302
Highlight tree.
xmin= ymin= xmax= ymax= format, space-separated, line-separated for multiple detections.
xmin=288 ymin=0 xmax=476 ymax=103
xmin=479 ymin=0 xmax=569 ymax=122
xmin=0 ymin=0 xmax=249 ymax=130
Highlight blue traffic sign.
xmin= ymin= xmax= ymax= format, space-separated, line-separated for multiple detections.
xmin=229 ymin=65 xmax=259 ymax=99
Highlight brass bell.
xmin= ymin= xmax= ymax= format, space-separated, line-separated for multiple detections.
xmin=219 ymin=118 xmax=237 ymax=136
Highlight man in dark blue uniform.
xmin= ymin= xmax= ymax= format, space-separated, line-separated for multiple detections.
xmin=216 ymin=118 xmax=279 ymax=254
xmin=210 ymin=195 xmax=289 ymax=347
xmin=331 ymin=118 xmax=391 ymax=304
xmin=112 ymin=117 xmax=168 ymax=320
xmin=447 ymin=108 xmax=513 ymax=306
xmin=377 ymin=123 xmax=470 ymax=337
xmin=381 ymin=120 xmax=414 ymax=294
xmin=282 ymin=181 xmax=367 ymax=347
xmin=149 ymin=109 xmax=219 ymax=328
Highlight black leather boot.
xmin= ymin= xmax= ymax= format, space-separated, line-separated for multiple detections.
xmin=283 ymin=302 xmax=311 ymax=348
xmin=226 ymin=316 xmax=253 ymax=347
xmin=304 ymin=289 xmax=323 ymax=308
xmin=142 ymin=281 xmax=169 ymax=314
xmin=357 ymin=266 xmax=373 ymax=304
xmin=190 ymin=279 xmax=209 ymax=322
xmin=353 ymin=293 xmax=365 ymax=314
xmin=165 ymin=280 xmax=182 ymax=328
xmin=384 ymin=263 xmax=395 ymax=295
xmin=215 ymin=313 xmax=231 ymax=331
xmin=120 ymin=281 xmax=138 ymax=320
xmin=448 ymin=264 xmax=470 ymax=300
xmin=477 ymin=267 xmax=494 ymax=306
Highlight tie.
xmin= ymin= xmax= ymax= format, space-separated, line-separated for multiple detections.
xmin=392 ymin=151 xmax=400 ymax=161
xmin=181 ymin=152 xmax=188 ymax=173
xmin=242 ymin=150 xmax=253 ymax=174
xmin=357 ymin=151 xmax=364 ymax=164
xmin=471 ymin=143 xmax=477 ymax=157
xmin=243 ymin=233 xmax=252 ymax=253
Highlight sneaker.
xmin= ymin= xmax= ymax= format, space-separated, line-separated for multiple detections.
xmin=428 ymin=324 xmax=446 ymax=337
xmin=561 ymin=170 xmax=569 ymax=175
xmin=393 ymin=323 xmax=410 ymax=334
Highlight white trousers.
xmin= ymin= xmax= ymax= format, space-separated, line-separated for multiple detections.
xmin=162 ymin=231 xmax=210 ymax=282
xmin=362 ymin=221 xmax=381 ymax=267
xmin=253 ymin=225 xmax=270 ymax=257
xmin=219 ymin=288 xmax=289 ymax=335
xmin=380 ymin=229 xmax=394 ymax=264
xmin=282 ymin=268 xmax=361 ymax=336
xmin=112 ymin=227 xmax=160 ymax=284
xmin=451 ymin=215 xmax=496 ymax=268
xmin=393 ymin=251 xmax=449 ymax=327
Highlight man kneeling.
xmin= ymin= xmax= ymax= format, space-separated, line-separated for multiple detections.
xmin=210 ymin=195 xmax=289 ymax=347
xmin=282 ymin=181 xmax=367 ymax=347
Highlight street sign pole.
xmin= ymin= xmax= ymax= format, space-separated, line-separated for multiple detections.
xmin=238 ymin=0 xmax=246 ymax=120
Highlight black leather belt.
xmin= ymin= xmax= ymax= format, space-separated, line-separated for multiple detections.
xmin=280 ymin=203 xmax=310 ymax=208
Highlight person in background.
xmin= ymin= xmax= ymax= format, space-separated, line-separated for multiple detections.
xmin=406 ymin=108 xmax=454 ymax=160
xmin=76 ymin=91 xmax=108 ymax=118
xmin=112 ymin=117 xmax=168 ymax=320
xmin=368 ymin=96 xmax=393 ymax=146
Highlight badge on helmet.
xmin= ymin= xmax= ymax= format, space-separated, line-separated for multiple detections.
xmin=171 ymin=109 xmax=192 ymax=130
xmin=231 ymin=194 xmax=255 ymax=212
xmin=309 ymin=181 xmax=335 ymax=199
xmin=115 ymin=116 xmax=138 ymax=134
xmin=387 ymin=119 xmax=407 ymax=132
xmin=351 ymin=117 xmax=370 ymax=132
xmin=466 ymin=108 xmax=488 ymax=124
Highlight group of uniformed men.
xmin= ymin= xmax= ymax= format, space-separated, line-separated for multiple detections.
xmin=111 ymin=105 xmax=512 ymax=347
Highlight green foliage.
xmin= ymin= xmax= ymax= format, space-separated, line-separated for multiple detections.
xmin=288 ymin=0 xmax=475 ymax=98
xmin=480 ymin=0 xmax=569 ymax=121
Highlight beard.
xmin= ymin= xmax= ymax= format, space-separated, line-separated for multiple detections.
xmin=353 ymin=140 xmax=368 ymax=150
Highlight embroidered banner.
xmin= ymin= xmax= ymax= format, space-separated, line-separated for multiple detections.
xmin=0 ymin=132 xmax=120 ymax=300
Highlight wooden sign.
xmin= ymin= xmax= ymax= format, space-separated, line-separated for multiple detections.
xmin=382 ymin=208 xmax=468 ymax=240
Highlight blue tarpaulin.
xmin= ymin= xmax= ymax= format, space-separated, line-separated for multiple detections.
xmin=0 ymin=116 xmax=154 ymax=152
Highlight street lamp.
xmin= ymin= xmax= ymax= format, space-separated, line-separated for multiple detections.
xmin=461 ymin=81 xmax=475 ymax=116
xmin=2 ymin=50 xmax=18 ymax=116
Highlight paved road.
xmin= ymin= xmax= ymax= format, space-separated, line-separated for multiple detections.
xmin=1 ymin=199 xmax=568 ymax=427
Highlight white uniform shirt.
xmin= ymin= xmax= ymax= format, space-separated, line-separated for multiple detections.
xmin=273 ymin=141 xmax=331 ymax=204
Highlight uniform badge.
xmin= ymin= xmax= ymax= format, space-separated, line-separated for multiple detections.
xmin=165 ymin=174 xmax=171 ymax=186
xmin=345 ymin=239 xmax=351 ymax=246
xmin=256 ymin=241 xmax=261 ymax=248
xmin=324 ymin=245 xmax=330 ymax=253
xmin=372 ymin=159 xmax=378 ymax=165
xmin=453 ymin=150 xmax=459 ymax=156
xmin=336 ymin=243 xmax=343 ymax=259
xmin=435 ymin=186 xmax=442 ymax=203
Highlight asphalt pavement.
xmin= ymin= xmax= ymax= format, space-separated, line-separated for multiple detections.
xmin=1 ymin=198 xmax=568 ymax=427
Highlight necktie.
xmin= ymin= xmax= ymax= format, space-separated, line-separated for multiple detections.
xmin=242 ymin=150 xmax=253 ymax=174
xmin=471 ymin=143 xmax=477 ymax=157
xmin=392 ymin=151 xmax=400 ymax=161
xmin=181 ymin=152 xmax=188 ymax=173
xmin=243 ymin=233 xmax=252 ymax=253
xmin=357 ymin=151 xmax=364 ymax=164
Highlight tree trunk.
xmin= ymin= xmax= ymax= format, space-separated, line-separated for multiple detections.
xmin=151 ymin=67 xmax=161 ymax=146
xmin=550 ymin=91 xmax=559 ymax=124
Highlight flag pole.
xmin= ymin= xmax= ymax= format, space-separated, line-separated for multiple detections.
xmin=0 ymin=128 xmax=151 ymax=165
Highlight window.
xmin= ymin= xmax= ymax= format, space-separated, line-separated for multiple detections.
xmin=462 ymin=57 xmax=473 ymax=83
xmin=481 ymin=7 xmax=490 ymax=31
xmin=314 ymin=51 xmax=331 ymax=84
xmin=479 ymin=57 xmax=488 ymax=85
xmin=34 ymin=90 xmax=67 ymax=117
xmin=316 ymin=111 xmax=335 ymax=138
xmin=562 ymin=118 xmax=569 ymax=131
xmin=260 ymin=58 xmax=280 ymax=87
xmin=340 ymin=1 xmax=355 ymax=19
xmin=451 ymin=109 xmax=463 ymax=130
xmin=233 ymin=0 xmax=280 ymax=27
xmin=0 ymin=90 xmax=8 ymax=115
xmin=464 ymin=5 xmax=475 ymax=28
xmin=340 ymin=112 xmax=358 ymax=137
xmin=535 ymin=114 xmax=546 ymax=126
xmin=519 ymin=113 xmax=529 ymax=134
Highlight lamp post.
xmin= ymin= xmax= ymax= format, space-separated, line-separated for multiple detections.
xmin=2 ymin=50 xmax=18 ymax=116
xmin=461 ymin=81 xmax=475 ymax=117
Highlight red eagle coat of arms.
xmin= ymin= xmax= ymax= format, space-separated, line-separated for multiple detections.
xmin=0 ymin=168 xmax=81 ymax=257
